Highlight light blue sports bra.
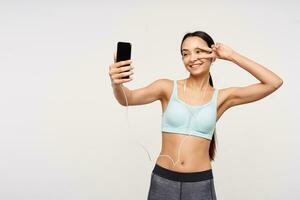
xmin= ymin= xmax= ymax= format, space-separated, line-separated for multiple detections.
xmin=161 ymin=80 xmax=218 ymax=140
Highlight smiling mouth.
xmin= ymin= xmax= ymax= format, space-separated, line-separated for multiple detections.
xmin=190 ymin=63 xmax=204 ymax=68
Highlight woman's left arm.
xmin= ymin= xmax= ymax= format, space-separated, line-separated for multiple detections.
xmin=206 ymin=43 xmax=283 ymax=107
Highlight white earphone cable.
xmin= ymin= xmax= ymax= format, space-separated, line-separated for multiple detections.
xmin=120 ymin=84 xmax=153 ymax=161
xmin=157 ymin=78 xmax=209 ymax=168
xmin=120 ymin=77 xmax=209 ymax=168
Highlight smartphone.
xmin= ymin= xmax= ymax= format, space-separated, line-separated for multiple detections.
xmin=116 ymin=42 xmax=131 ymax=79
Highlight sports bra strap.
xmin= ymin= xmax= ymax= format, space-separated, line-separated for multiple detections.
xmin=172 ymin=80 xmax=218 ymax=105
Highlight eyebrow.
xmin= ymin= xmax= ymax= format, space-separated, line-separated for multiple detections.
xmin=182 ymin=47 xmax=206 ymax=52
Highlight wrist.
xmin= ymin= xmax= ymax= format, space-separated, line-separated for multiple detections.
xmin=228 ymin=51 xmax=240 ymax=63
xmin=111 ymin=81 xmax=122 ymax=88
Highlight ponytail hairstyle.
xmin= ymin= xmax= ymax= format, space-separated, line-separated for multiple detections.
xmin=180 ymin=31 xmax=217 ymax=161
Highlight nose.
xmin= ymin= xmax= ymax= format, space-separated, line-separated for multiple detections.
xmin=190 ymin=53 xmax=199 ymax=62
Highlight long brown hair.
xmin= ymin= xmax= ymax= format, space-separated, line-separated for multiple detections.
xmin=180 ymin=31 xmax=217 ymax=161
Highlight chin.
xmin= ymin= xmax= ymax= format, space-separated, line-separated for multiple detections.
xmin=189 ymin=71 xmax=206 ymax=77
xmin=187 ymin=66 xmax=208 ymax=75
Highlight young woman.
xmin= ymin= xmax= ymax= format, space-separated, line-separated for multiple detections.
xmin=109 ymin=31 xmax=283 ymax=200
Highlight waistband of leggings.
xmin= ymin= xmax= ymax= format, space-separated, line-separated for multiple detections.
xmin=152 ymin=164 xmax=213 ymax=182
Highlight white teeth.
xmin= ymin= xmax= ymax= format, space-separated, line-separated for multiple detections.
xmin=191 ymin=63 xmax=203 ymax=67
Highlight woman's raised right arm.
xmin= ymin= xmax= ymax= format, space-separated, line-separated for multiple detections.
xmin=109 ymin=53 xmax=167 ymax=106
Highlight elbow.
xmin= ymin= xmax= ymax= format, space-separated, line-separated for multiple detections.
xmin=273 ymin=79 xmax=283 ymax=90
xmin=119 ymin=97 xmax=131 ymax=106
xmin=119 ymin=100 xmax=128 ymax=107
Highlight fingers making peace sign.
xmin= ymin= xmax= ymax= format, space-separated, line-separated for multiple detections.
xmin=196 ymin=43 xmax=235 ymax=62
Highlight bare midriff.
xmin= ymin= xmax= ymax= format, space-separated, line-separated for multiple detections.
xmin=155 ymin=131 xmax=212 ymax=173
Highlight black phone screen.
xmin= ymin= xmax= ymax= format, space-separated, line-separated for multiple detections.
xmin=116 ymin=42 xmax=131 ymax=79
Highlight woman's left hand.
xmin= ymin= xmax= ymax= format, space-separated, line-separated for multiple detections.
xmin=211 ymin=43 xmax=235 ymax=61
xmin=201 ymin=43 xmax=236 ymax=62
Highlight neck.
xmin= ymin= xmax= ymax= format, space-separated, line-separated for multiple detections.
xmin=186 ymin=73 xmax=210 ymax=91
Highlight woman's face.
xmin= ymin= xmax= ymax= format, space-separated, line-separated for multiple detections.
xmin=181 ymin=36 xmax=213 ymax=75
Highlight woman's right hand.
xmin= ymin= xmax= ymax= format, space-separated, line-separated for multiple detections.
xmin=109 ymin=52 xmax=134 ymax=86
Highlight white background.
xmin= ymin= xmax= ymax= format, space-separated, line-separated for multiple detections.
xmin=0 ymin=0 xmax=299 ymax=199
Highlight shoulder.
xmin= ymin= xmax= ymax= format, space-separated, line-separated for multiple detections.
xmin=217 ymin=86 xmax=238 ymax=109
xmin=218 ymin=87 xmax=236 ymax=97
xmin=153 ymin=78 xmax=173 ymax=85
xmin=152 ymin=78 xmax=174 ymax=100
xmin=150 ymin=78 xmax=173 ymax=90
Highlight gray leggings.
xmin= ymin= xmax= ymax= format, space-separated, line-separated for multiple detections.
xmin=147 ymin=164 xmax=217 ymax=200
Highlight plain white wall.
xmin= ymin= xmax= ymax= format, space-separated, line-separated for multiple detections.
xmin=0 ymin=0 xmax=299 ymax=199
